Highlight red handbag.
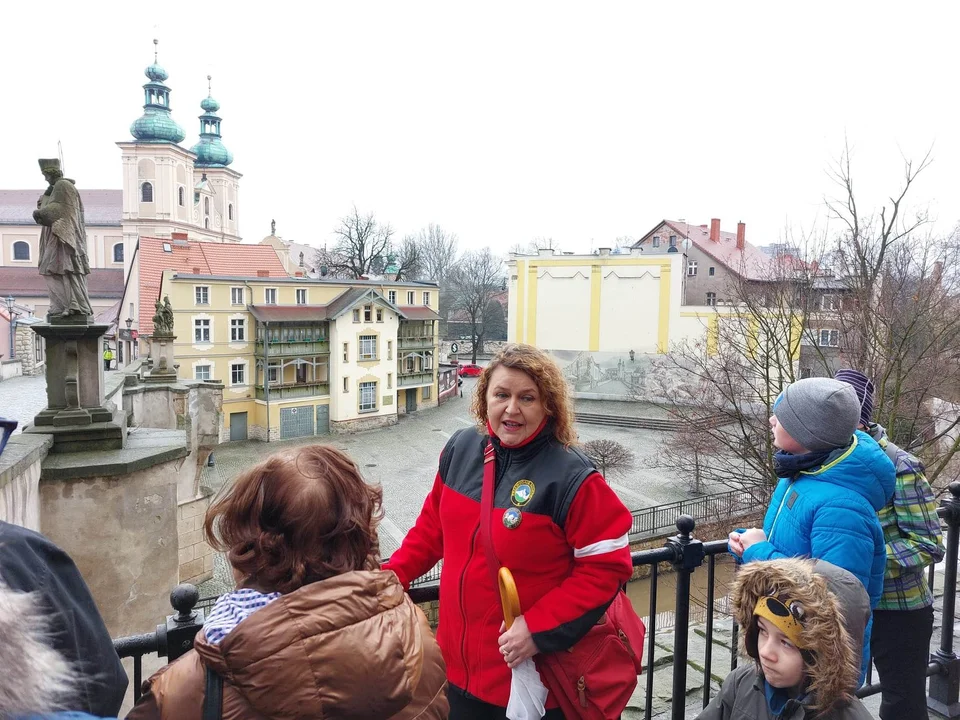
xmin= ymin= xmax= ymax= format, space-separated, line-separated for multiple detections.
xmin=481 ymin=441 xmax=645 ymax=720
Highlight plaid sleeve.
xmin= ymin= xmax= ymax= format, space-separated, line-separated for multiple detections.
xmin=882 ymin=454 xmax=945 ymax=578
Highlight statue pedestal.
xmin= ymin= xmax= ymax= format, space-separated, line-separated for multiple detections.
xmin=24 ymin=322 xmax=124 ymax=452
xmin=144 ymin=334 xmax=178 ymax=383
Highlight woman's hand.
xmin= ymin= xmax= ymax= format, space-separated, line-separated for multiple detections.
xmin=498 ymin=616 xmax=538 ymax=669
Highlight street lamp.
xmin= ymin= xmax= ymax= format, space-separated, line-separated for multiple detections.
xmin=4 ymin=296 xmax=15 ymax=360
xmin=125 ymin=317 xmax=133 ymax=330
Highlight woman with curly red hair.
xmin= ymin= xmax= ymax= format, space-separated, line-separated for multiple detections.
xmin=128 ymin=444 xmax=448 ymax=720
xmin=385 ymin=344 xmax=635 ymax=719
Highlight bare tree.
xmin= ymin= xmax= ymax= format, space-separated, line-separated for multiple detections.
xmin=418 ymin=225 xmax=460 ymax=284
xmin=392 ymin=234 xmax=423 ymax=281
xmin=449 ymin=249 xmax=504 ymax=363
xmin=651 ymin=229 xmax=826 ymax=498
xmin=583 ymin=439 xmax=636 ymax=478
xmin=317 ymin=206 xmax=394 ymax=279
xmin=657 ymin=145 xmax=960 ymax=496
xmin=483 ymin=298 xmax=507 ymax=341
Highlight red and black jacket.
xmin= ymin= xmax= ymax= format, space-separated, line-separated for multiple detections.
xmin=384 ymin=422 xmax=633 ymax=708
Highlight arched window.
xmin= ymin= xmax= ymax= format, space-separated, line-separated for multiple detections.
xmin=12 ymin=241 xmax=30 ymax=261
xmin=228 ymin=204 xmax=233 ymax=221
xmin=113 ymin=243 xmax=124 ymax=263
xmin=204 ymin=217 xmax=210 ymax=229
xmin=178 ymin=187 xmax=185 ymax=206
xmin=141 ymin=182 xmax=153 ymax=203
xmin=204 ymin=197 xmax=210 ymax=215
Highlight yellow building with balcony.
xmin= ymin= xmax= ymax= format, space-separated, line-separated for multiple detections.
xmin=158 ymin=270 xmax=440 ymax=441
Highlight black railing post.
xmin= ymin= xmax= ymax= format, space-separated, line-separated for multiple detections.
xmin=930 ymin=482 xmax=960 ymax=717
xmin=665 ymin=514 xmax=705 ymax=720
xmin=164 ymin=583 xmax=205 ymax=662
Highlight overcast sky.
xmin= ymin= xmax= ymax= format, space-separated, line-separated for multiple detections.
xmin=1 ymin=1 xmax=957 ymax=256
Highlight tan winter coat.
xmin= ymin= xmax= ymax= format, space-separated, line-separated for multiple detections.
xmin=127 ymin=570 xmax=448 ymax=720
xmin=698 ymin=558 xmax=873 ymax=720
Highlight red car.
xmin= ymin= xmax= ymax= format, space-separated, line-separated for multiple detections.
xmin=458 ymin=363 xmax=483 ymax=377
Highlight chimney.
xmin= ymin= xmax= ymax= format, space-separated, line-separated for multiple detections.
xmin=294 ymin=270 xmax=304 ymax=277
xmin=171 ymin=232 xmax=189 ymax=241
xmin=598 ymin=247 xmax=611 ymax=256
xmin=710 ymin=218 xmax=721 ymax=243
xmin=736 ymin=221 xmax=745 ymax=250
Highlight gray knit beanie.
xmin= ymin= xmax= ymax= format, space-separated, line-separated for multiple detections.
xmin=773 ymin=378 xmax=860 ymax=452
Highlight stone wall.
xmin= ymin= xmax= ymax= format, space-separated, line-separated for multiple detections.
xmin=178 ymin=493 xmax=215 ymax=586
xmin=39 ymin=446 xmax=185 ymax=638
xmin=0 ymin=435 xmax=51 ymax=530
xmin=331 ymin=413 xmax=398 ymax=434
xmin=16 ymin=325 xmax=44 ymax=376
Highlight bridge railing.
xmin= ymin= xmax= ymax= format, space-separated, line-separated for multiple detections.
xmin=114 ymin=483 xmax=960 ymax=719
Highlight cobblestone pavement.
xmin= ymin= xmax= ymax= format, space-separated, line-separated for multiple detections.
xmin=0 ymin=375 xmax=47 ymax=432
xmin=198 ymin=379 xmax=688 ymax=595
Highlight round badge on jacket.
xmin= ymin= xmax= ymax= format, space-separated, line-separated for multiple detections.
xmin=511 ymin=480 xmax=535 ymax=507
xmin=503 ymin=507 xmax=523 ymax=529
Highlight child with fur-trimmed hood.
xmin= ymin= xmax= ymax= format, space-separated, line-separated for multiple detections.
xmin=698 ymin=559 xmax=873 ymax=720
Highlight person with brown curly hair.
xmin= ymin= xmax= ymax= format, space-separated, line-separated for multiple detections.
xmin=127 ymin=445 xmax=448 ymax=720
xmin=385 ymin=344 xmax=634 ymax=719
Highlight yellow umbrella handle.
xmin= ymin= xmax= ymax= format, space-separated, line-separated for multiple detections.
xmin=498 ymin=567 xmax=522 ymax=629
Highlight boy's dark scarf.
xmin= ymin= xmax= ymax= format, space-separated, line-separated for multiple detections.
xmin=774 ymin=445 xmax=843 ymax=479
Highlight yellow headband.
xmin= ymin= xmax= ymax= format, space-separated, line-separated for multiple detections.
xmin=754 ymin=595 xmax=808 ymax=649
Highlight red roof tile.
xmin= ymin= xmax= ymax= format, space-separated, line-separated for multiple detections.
xmin=138 ymin=237 xmax=287 ymax=333
xmin=398 ymin=305 xmax=441 ymax=321
xmin=636 ymin=220 xmax=771 ymax=281
xmin=0 ymin=267 xmax=123 ymax=298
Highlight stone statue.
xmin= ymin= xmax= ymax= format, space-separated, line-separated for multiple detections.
xmin=271 ymin=219 xmax=276 ymax=235
xmin=33 ymin=158 xmax=94 ymax=321
xmin=152 ymin=295 xmax=175 ymax=336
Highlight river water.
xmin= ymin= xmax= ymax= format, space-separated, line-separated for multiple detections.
xmin=626 ymin=556 xmax=738 ymax=628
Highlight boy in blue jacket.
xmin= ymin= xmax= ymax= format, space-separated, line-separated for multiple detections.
xmin=729 ymin=377 xmax=896 ymax=679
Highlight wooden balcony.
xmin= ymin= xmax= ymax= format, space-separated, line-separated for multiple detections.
xmin=255 ymin=340 xmax=330 ymax=357
xmin=397 ymin=371 xmax=435 ymax=388
xmin=255 ymin=381 xmax=330 ymax=400
xmin=397 ymin=335 xmax=436 ymax=351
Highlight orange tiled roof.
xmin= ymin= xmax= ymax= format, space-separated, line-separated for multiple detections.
xmin=138 ymin=237 xmax=287 ymax=333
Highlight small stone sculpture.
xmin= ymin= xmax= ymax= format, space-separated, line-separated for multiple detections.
xmin=152 ymin=295 xmax=175 ymax=337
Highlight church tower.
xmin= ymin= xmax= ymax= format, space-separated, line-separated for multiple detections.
xmin=189 ymin=77 xmax=241 ymax=242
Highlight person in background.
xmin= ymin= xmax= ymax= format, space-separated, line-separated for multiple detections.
xmin=835 ymin=368 xmax=945 ymax=720
xmin=128 ymin=444 xmax=447 ymax=720
xmin=728 ymin=377 xmax=895 ymax=679
xmin=697 ymin=558 xmax=874 ymax=720
xmin=102 ymin=345 xmax=114 ymax=371
xmin=384 ymin=344 xmax=634 ymax=718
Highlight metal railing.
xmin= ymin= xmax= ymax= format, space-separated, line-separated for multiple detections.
xmin=397 ymin=371 xmax=435 ymax=387
xmin=630 ymin=488 xmax=766 ymax=538
xmin=114 ymin=483 xmax=960 ymax=718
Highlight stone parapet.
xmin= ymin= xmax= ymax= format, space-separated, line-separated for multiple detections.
xmin=0 ymin=434 xmax=52 ymax=530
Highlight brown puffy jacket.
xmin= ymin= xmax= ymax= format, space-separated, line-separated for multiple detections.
xmin=127 ymin=570 xmax=448 ymax=720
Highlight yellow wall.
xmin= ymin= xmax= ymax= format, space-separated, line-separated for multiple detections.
xmin=508 ymin=253 xmax=683 ymax=353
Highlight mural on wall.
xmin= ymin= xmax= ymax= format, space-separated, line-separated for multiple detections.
xmin=438 ymin=365 xmax=458 ymax=400
xmin=543 ymin=349 xmax=704 ymax=404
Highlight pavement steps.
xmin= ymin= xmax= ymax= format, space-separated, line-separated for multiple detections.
xmin=575 ymin=412 xmax=728 ymax=432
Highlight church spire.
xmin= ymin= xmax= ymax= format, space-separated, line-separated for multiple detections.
xmin=129 ymin=39 xmax=186 ymax=144
xmin=190 ymin=75 xmax=234 ymax=167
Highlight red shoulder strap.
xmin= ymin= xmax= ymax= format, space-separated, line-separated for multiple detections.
xmin=480 ymin=440 xmax=501 ymax=589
